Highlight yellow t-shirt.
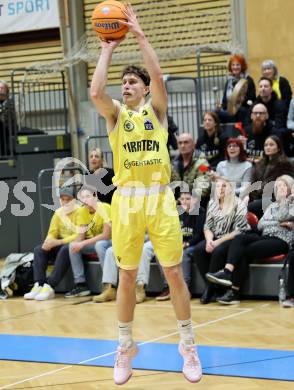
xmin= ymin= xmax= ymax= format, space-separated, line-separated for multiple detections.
xmin=77 ymin=202 xmax=111 ymax=239
xmin=272 ymin=79 xmax=282 ymax=100
xmin=46 ymin=205 xmax=81 ymax=244
xmin=109 ymin=102 xmax=171 ymax=187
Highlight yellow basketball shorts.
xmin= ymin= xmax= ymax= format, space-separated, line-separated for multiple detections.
xmin=111 ymin=186 xmax=183 ymax=270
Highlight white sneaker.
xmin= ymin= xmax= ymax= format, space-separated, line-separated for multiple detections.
xmin=24 ymin=282 xmax=42 ymax=300
xmin=283 ymin=298 xmax=294 ymax=308
xmin=35 ymin=283 xmax=55 ymax=301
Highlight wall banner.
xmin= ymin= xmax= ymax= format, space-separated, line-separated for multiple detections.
xmin=0 ymin=0 xmax=59 ymax=35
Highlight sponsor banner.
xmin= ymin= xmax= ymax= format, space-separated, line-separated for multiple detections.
xmin=0 ymin=0 xmax=59 ymax=35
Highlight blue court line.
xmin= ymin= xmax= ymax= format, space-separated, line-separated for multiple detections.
xmin=0 ymin=334 xmax=293 ymax=381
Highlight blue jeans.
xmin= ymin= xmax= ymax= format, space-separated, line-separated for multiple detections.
xmin=159 ymin=245 xmax=196 ymax=290
xmin=69 ymin=240 xmax=112 ymax=284
xmin=102 ymin=241 xmax=154 ymax=286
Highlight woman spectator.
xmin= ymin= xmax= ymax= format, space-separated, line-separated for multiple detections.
xmin=217 ymin=54 xmax=256 ymax=125
xmin=261 ymin=59 xmax=292 ymax=108
xmin=206 ymin=175 xmax=294 ymax=304
xmin=193 ymin=177 xmax=248 ymax=304
xmin=248 ymin=135 xmax=294 ymax=218
xmin=215 ymin=137 xmax=252 ymax=197
xmin=88 ymin=147 xmax=115 ymax=204
xmin=196 ymin=111 xmax=224 ymax=169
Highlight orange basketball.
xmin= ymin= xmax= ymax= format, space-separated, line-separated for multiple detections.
xmin=91 ymin=0 xmax=129 ymax=40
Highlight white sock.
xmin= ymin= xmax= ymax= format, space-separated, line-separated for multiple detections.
xmin=177 ymin=318 xmax=194 ymax=347
xmin=118 ymin=321 xmax=133 ymax=348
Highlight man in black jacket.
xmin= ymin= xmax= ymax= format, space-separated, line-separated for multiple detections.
xmin=0 ymin=80 xmax=17 ymax=157
xmin=244 ymin=103 xmax=275 ymax=161
xmin=255 ymin=77 xmax=287 ymax=132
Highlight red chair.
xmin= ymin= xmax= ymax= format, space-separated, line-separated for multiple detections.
xmin=83 ymin=253 xmax=99 ymax=261
xmin=246 ymin=212 xmax=287 ymax=263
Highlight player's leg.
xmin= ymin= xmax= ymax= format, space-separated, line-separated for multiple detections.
xmin=111 ymin=191 xmax=145 ymax=384
xmin=148 ymin=187 xmax=202 ymax=383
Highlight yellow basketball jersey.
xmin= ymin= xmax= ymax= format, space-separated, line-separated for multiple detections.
xmin=109 ymin=102 xmax=171 ymax=187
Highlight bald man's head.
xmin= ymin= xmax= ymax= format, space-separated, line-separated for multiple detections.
xmin=177 ymin=133 xmax=195 ymax=157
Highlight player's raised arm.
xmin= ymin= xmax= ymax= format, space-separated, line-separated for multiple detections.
xmin=124 ymin=5 xmax=167 ymax=122
xmin=90 ymin=39 xmax=122 ymax=130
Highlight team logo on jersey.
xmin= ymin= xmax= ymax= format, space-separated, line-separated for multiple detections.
xmin=142 ymin=109 xmax=148 ymax=116
xmin=124 ymin=120 xmax=135 ymax=132
xmin=144 ymin=119 xmax=154 ymax=130
xmin=128 ymin=111 xmax=134 ymax=118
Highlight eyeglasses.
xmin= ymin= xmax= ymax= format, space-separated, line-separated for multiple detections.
xmin=227 ymin=144 xmax=239 ymax=148
xmin=252 ymin=111 xmax=267 ymax=116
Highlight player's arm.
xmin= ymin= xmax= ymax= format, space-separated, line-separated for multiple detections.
xmin=125 ymin=5 xmax=167 ymax=123
xmin=90 ymin=40 xmax=122 ymax=131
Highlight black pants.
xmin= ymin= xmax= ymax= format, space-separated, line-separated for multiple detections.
xmin=193 ymin=239 xmax=232 ymax=281
xmin=33 ymin=244 xmax=70 ymax=287
xmin=287 ymin=251 xmax=294 ymax=296
xmin=226 ymin=233 xmax=289 ymax=288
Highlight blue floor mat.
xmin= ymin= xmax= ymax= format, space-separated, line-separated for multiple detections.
xmin=0 ymin=334 xmax=293 ymax=381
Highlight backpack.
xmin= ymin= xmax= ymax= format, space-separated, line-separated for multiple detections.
xmin=0 ymin=253 xmax=34 ymax=298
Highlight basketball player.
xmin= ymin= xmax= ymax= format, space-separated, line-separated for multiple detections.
xmin=90 ymin=5 xmax=202 ymax=385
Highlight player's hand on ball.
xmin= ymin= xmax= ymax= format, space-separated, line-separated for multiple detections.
xmin=100 ymin=37 xmax=125 ymax=49
xmin=123 ymin=4 xmax=144 ymax=37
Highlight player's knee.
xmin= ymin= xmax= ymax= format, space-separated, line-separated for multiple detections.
xmin=119 ymin=268 xmax=137 ymax=288
xmin=164 ymin=264 xmax=183 ymax=286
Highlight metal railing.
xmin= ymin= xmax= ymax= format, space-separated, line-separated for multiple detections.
xmin=11 ymin=69 xmax=68 ymax=135
xmin=196 ymin=50 xmax=229 ymax=126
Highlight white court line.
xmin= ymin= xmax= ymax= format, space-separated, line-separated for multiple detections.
xmin=0 ymin=308 xmax=251 ymax=389
xmin=141 ymin=302 xmax=250 ymax=311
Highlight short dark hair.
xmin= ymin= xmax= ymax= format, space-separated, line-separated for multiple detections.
xmin=259 ymin=77 xmax=273 ymax=87
xmin=121 ymin=65 xmax=150 ymax=86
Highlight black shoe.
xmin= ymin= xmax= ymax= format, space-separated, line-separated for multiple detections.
xmin=64 ymin=285 xmax=91 ymax=298
xmin=200 ymin=286 xmax=217 ymax=304
xmin=217 ymin=289 xmax=240 ymax=305
xmin=206 ymin=270 xmax=232 ymax=287
xmin=0 ymin=288 xmax=8 ymax=300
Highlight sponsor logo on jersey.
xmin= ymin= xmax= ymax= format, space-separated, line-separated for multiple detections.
xmin=124 ymin=158 xmax=163 ymax=169
xmin=123 ymin=139 xmax=159 ymax=153
xmin=124 ymin=120 xmax=135 ymax=132
xmin=144 ymin=119 xmax=154 ymax=130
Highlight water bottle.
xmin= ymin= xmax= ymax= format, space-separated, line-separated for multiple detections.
xmin=278 ymin=277 xmax=286 ymax=304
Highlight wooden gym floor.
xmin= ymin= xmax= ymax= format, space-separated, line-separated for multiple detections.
xmin=0 ymin=296 xmax=294 ymax=389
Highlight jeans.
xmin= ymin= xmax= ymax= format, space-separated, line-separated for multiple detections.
xmin=158 ymin=245 xmax=196 ymax=290
xmin=102 ymin=241 xmax=154 ymax=286
xmin=69 ymin=240 xmax=112 ymax=284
